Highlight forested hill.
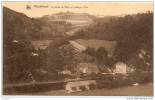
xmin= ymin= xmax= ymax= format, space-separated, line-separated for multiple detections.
xmin=4 ymin=7 xmax=70 ymax=41
xmin=74 ymin=12 xmax=153 ymax=61
xmin=75 ymin=12 xmax=153 ymax=41
xmin=3 ymin=7 xmax=35 ymax=41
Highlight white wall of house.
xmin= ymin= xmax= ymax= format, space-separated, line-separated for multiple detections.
xmin=114 ymin=62 xmax=127 ymax=74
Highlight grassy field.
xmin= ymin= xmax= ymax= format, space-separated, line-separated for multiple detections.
xmin=75 ymin=39 xmax=117 ymax=56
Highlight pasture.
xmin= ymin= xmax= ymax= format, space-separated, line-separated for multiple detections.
xmin=75 ymin=39 xmax=117 ymax=57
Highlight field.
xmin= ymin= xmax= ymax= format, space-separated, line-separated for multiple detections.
xmin=75 ymin=39 xmax=117 ymax=57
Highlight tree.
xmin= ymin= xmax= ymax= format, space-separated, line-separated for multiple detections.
xmin=95 ymin=47 xmax=108 ymax=65
xmin=44 ymin=44 xmax=76 ymax=80
xmin=3 ymin=40 xmax=37 ymax=83
xmin=82 ymin=47 xmax=96 ymax=56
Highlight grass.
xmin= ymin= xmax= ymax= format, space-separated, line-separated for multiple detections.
xmin=75 ymin=39 xmax=117 ymax=56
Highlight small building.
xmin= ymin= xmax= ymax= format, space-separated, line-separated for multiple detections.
xmin=65 ymin=80 xmax=97 ymax=93
xmin=114 ymin=62 xmax=135 ymax=74
xmin=77 ymin=63 xmax=99 ymax=74
xmin=59 ymin=69 xmax=72 ymax=75
xmin=114 ymin=62 xmax=127 ymax=74
xmin=12 ymin=39 xmax=19 ymax=43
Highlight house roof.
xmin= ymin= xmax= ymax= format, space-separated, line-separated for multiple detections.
xmin=69 ymin=40 xmax=86 ymax=52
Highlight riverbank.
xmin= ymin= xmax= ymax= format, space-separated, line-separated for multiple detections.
xmin=7 ymin=83 xmax=153 ymax=96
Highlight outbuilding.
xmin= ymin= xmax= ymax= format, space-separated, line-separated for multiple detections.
xmin=65 ymin=80 xmax=97 ymax=93
xmin=114 ymin=62 xmax=127 ymax=74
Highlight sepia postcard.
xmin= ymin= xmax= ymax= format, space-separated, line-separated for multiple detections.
xmin=2 ymin=1 xmax=153 ymax=96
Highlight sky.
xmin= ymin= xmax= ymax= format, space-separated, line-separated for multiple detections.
xmin=2 ymin=2 xmax=153 ymax=18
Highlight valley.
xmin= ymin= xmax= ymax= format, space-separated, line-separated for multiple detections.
xmin=3 ymin=5 xmax=153 ymax=96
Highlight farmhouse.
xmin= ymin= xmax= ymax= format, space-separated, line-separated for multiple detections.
xmin=113 ymin=62 xmax=135 ymax=74
xmin=114 ymin=62 xmax=127 ymax=74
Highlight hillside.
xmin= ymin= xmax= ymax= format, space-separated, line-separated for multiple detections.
xmin=74 ymin=12 xmax=153 ymax=60
xmin=3 ymin=7 xmax=37 ymax=41
xmin=3 ymin=7 xmax=96 ymax=40
xmin=42 ymin=12 xmax=95 ymax=28
xmin=43 ymin=12 xmax=95 ymax=22
xmin=3 ymin=7 xmax=46 ymax=84
xmin=3 ymin=7 xmax=74 ymax=41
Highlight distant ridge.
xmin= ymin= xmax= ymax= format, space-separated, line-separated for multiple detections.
xmin=42 ymin=11 xmax=96 ymax=22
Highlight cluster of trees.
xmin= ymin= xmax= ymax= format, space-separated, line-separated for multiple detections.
xmin=4 ymin=40 xmax=40 ymax=83
xmin=45 ymin=42 xmax=76 ymax=71
xmin=3 ymin=7 xmax=40 ymax=83
xmin=83 ymin=47 xmax=115 ymax=71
